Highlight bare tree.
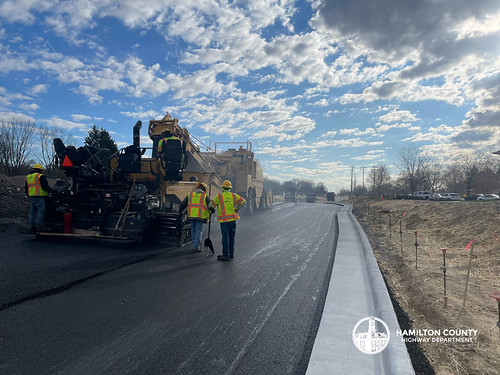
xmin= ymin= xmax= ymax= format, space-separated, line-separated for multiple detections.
xmin=473 ymin=152 xmax=496 ymax=172
xmin=459 ymin=153 xmax=478 ymax=198
xmin=37 ymin=125 xmax=76 ymax=174
xmin=297 ymin=180 xmax=314 ymax=195
xmin=38 ymin=125 xmax=59 ymax=171
xmin=427 ymin=162 xmax=443 ymax=193
xmin=398 ymin=146 xmax=431 ymax=194
xmin=443 ymin=164 xmax=464 ymax=193
xmin=314 ymin=182 xmax=328 ymax=196
xmin=367 ymin=163 xmax=392 ymax=197
xmin=440 ymin=151 xmax=500 ymax=196
xmin=0 ymin=118 xmax=36 ymax=176
xmin=473 ymin=168 xmax=500 ymax=194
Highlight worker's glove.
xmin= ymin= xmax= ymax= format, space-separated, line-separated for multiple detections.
xmin=209 ymin=207 xmax=215 ymax=214
xmin=235 ymin=208 xmax=239 ymax=213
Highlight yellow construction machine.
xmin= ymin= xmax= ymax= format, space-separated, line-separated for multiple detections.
xmin=202 ymin=141 xmax=273 ymax=214
xmin=46 ymin=113 xmax=221 ymax=244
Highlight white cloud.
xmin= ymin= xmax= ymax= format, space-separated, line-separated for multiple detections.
xmin=71 ymin=114 xmax=91 ymax=121
xmin=377 ymin=123 xmax=413 ymax=133
xmin=31 ymin=84 xmax=49 ymax=94
xmin=252 ymin=116 xmax=315 ymax=141
xmin=321 ymin=130 xmax=337 ymax=138
xmin=352 ymin=153 xmax=385 ymax=161
xmin=428 ymin=124 xmax=455 ymax=134
xmin=313 ymin=0 xmax=500 ymax=65
xmin=0 ymin=87 xmax=32 ymax=107
xmin=0 ymin=51 xmax=34 ymax=73
xmin=18 ymin=102 xmax=39 ymax=112
xmin=311 ymin=0 xmax=500 ymax=132
xmin=317 ymin=161 xmax=346 ymax=170
xmin=321 ymin=138 xmax=384 ymax=149
xmin=139 ymin=135 xmax=153 ymax=145
xmin=379 ymin=109 xmax=418 ymax=124
xmin=121 ymin=110 xmax=162 ymax=121
xmin=258 ymin=144 xmax=300 ymax=157
xmin=0 ymin=111 xmax=35 ymax=123
xmin=402 ymin=132 xmax=447 ymax=143
xmin=452 ymin=12 xmax=500 ymax=39
xmin=46 ymin=116 xmax=86 ymax=130
xmin=313 ymin=98 xmax=329 ymax=107
xmin=0 ymin=0 xmax=51 ymax=24
xmin=339 ymin=128 xmax=358 ymax=135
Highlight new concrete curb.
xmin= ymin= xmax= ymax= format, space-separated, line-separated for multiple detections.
xmin=306 ymin=204 xmax=415 ymax=374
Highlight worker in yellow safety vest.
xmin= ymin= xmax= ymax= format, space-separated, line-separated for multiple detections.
xmin=210 ymin=180 xmax=245 ymax=261
xmin=179 ymin=182 xmax=212 ymax=253
xmin=24 ymin=163 xmax=53 ymax=231
xmin=157 ymin=130 xmax=181 ymax=153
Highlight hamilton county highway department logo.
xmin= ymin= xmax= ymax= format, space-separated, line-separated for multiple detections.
xmin=352 ymin=316 xmax=390 ymax=354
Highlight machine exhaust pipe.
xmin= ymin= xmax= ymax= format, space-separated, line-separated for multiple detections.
xmin=133 ymin=121 xmax=142 ymax=148
xmin=53 ymin=138 xmax=66 ymax=158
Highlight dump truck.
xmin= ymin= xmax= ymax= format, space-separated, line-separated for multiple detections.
xmin=284 ymin=188 xmax=297 ymax=203
xmin=43 ymin=113 xmax=222 ymax=244
xmin=202 ymin=141 xmax=272 ymax=215
xmin=305 ymin=192 xmax=317 ymax=203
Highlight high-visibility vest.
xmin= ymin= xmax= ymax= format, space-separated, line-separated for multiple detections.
xmin=212 ymin=191 xmax=245 ymax=223
xmin=158 ymin=136 xmax=180 ymax=153
xmin=187 ymin=191 xmax=210 ymax=220
xmin=26 ymin=173 xmax=48 ymax=197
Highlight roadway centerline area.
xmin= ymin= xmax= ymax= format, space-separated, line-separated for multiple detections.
xmin=0 ymin=203 xmax=340 ymax=375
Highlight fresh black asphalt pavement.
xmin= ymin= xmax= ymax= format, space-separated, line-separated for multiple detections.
xmin=0 ymin=202 xmax=340 ymax=375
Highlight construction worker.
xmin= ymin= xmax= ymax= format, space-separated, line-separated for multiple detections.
xmin=24 ymin=163 xmax=53 ymax=231
xmin=157 ymin=130 xmax=180 ymax=153
xmin=210 ymin=180 xmax=245 ymax=261
xmin=179 ymin=182 xmax=211 ymax=253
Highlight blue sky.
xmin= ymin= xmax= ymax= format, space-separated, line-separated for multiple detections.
xmin=1 ymin=0 xmax=500 ymax=192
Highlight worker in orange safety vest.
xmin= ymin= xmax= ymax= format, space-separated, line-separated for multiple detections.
xmin=179 ymin=182 xmax=211 ymax=253
xmin=24 ymin=163 xmax=53 ymax=231
xmin=210 ymin=180 xmax=245 ymax=261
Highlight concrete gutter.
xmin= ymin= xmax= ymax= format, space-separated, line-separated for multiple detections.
xmin=306 ymin=204 xmax=415 ymax=375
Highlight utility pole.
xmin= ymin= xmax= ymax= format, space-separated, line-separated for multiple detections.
xmin=350 ymin=166 xmax=354 ymax=196
xmin=371 ymin=165 xmax=377 ymax=195
xmin=361 ymin=166 xmax=366 ymax=190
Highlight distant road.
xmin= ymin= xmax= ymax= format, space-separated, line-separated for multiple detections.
xmin=0 ymin=202 xmax=340 ymax=375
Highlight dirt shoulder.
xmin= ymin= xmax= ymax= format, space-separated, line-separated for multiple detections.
xmin=0 ymin=174 xmax=30 ymax=235
xmin=0 ymin=174 xmax=63 ymax=236
xmin=352 ymin=197 xmax=500 ymax=375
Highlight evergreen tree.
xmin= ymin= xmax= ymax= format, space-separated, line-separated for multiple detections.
xmin=83 ymin=125 xmax=118 ymax=167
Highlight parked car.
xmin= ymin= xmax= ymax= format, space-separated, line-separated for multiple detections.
xmin=410 ymin=191 xmax=431 ymax=200
xmin=430 ymin=193 xmax=444 ymax=201
xmin=477 ymin=193 xmax=499 ymax=200
xmin=440 ymin=193 xmax=461 ymax=201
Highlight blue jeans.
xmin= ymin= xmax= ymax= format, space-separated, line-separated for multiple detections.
xmin=28 ymin=196 xmax=46 ymax=229
xmin=190 ymin=220 xmax=206 ymax=250
xmin=220 ymin=220 xmax=236 ymax=257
